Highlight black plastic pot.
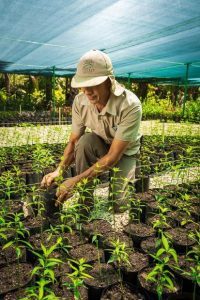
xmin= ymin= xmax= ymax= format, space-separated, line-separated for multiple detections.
xmin=135 ymin=176 xmax=150 ymax=193
xmin=41 ymin=186 xmax=60 ymax=219
xmin=84 ymin=263 xmax=119 ymax=300
xmin=124 ymin=223 xmax=155 ymax=249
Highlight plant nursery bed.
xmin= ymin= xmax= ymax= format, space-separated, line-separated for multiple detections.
xmin=23 ymin=215 xmax=49 ymax=234
xmin=63 ymin=230 xmax=88 ymax=248
xmin=82 ymin=219 xmax=113 ymax=239
xmin=101 ymin=230 xmax=133 ymax=249
xmin=84 ymin=262 xmax=118 ymax=290
xmin=0 ymin=246 xmax=26 ymax=266
xmin=52 ymin=283 xmax=88 ymax=300
xmin=69 ymin=243 xmax=105 ymax=264
xmin=0 ymin=263 xmax=32 ymax=295
xmin=138 ymin=266 xmax=181 ymax=299
xmin=167 ymin=227 xmax=196 ymax=251
xmin=124 ymin=223 xmax=155 ymax=247
xmin=29 ymin=231 xmax=68 ymax=250
xmin=101 ymin=282 xmax=145 ymax=300
xmin=3 ymin=288 xmax=28 ymax=300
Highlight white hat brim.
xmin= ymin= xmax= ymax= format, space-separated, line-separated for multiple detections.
xmin=71 ymin=74 xmax=125 ymax=97
xmin=71 ymin=75 xmax=108 ymax=88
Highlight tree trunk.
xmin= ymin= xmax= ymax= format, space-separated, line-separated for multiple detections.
xmin=45 ymin=76 xmax=52 ymax=106
xmin=4 ymin=73 xmax=10 ymax=96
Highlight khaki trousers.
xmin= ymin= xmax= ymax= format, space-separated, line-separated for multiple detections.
xmin=75 ymin=132 xmax=136 ymax=213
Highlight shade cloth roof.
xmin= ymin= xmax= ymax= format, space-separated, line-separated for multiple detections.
xmin=0 ymin=0 xmax=200 ymax=84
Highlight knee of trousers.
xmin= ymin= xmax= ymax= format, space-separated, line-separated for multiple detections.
xmin=75 ymin=133 xmax=95 ymax=149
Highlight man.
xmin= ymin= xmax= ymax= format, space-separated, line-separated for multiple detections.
xmin=41 ymin=49 xmax=142 ymax=213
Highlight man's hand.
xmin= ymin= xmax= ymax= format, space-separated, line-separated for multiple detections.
xmin=41 ymin=169 xmax=60 ymax=188
xmin=55 ymin=177 xmax=78 ymax=207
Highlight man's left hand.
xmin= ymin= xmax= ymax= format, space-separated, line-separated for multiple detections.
xmin=55 ymin=177 xmax=77 ymax=207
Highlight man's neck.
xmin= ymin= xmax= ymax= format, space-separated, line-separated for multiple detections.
xmin=96 ymin=91 xmax=111 ymax=112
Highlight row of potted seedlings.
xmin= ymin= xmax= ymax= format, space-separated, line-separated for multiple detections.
xmin=0 ymin=169 xmax=199 ymax=299
xmin=0 ymin=135 xmax=199 ymax=176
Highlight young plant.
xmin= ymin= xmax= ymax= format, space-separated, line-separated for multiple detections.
xmin=0 ymin=170 xmax=16 ymax=209
xmin=3 ymin=212 xmax=31 ymax=261
xmin=23 ymin=278 xmax=59 ymax=300
xmin=92 ymin=233 xmax=103 ymax=276
xmin=182 ymin=234 xmax=200 ymax=300
xmin=147 ymin=257 xmax=177 ymax=300
xmin=74 ymin=178 xmax=94 ymax=225
xmin=128 ymin=192 xmax=145 ymax=223
xmin=152 ymin=205 xmax=171 ymax=235
xmin=107 ymin=238 xmax=130 ymax=283
xmin=31 ymin=237 xmax=63 ymax=283
xmin=32 ymin=144 xmax=55 ymax=174
xmin=146 ymin=232 xmax=178 ymax=300
xmin=25 ymin=184 xmax=45 ymax=218
xmin=64 ymin=257 xmax=93 ymax=300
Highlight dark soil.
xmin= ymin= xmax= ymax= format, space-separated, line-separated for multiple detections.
xmin=0 ymin=246 xmax=26 ymax=266
xmin=29 ymin=231 xmax=69 ymax=250
xmin=146 ymin=214 xmax=175 ymax=229
xmin=185 ymin=222 xmax=200 ymax=231
xmin=63 ymin=230 xmax=88 ymax=248
xmin=101 ymin=282 xmax=145 ymax=300
xmin=53 ymin=283 xmax=88 ymax=299
xmin=167 ymin=227 xmax=196 ymax=247
xmin=140 ymin=237 xmax=160 ymax=255
xmin=134 ymin=192 xmax=155 ymax=203
xmin=3 ymin=288 xmax=28 ymax=300
xmin=84 ymin=262 xmax=118 ymax=288
xmin=138 ymin=266 xmax=180 ymax=296
xmin=120 ymin=251 xmax=149 ymax=273
xmin=0 ymin=263 xmax=32 ymax=295
xmin=82 ymin=219 xmax=113 ymax=238
xmin=169 ymin=254 xmax=198 ymax=281
xmin=145 ymin=201 xmax=159 ymax=214
xmin=124 ymin=223 xmax=155 ymax=240
xmin=6 ymin=200 xmax=24 ymax=216
xmin=0 ymin=229 xmax=15 ymax=244
xmin=23 ymin=215 xmax=49 ymax=234
xmin=69 ymin=243 xmax=104 ymax=264
xmin=167 ymin=211 xmax=196 ymax=226
xmin=102 ymin=231 xmax=133 ymax=249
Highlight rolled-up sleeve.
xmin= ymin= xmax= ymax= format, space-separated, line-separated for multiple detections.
xmin=72 ymin=96 xmax=86 ymax=135
xmin=115 ymin=104 xmax=142 ymax=142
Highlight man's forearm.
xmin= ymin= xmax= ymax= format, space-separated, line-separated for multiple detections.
xmin=75 ymin=152 xmax=117 ymax=183
xmin=57 ymin=141 xmax=76 ymax=173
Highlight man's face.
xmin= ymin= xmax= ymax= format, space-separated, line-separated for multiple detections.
xmin=81 ymin=78 xmax=111 ymax=105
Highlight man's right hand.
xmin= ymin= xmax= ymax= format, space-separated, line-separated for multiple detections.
xmin=41 ymin=169 xmax=60 ymax=188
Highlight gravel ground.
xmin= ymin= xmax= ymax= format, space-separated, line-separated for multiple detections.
xmin=1 ymin=121 xmax=199 ymax=147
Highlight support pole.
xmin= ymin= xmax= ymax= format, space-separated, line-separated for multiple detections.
xmin=52 ymin=66 xmax=56 ymax=119
xmin=58 ymin=107 xmax=61 ymax=125
xmin=128 ymin=73 xmax=131 ymax=88
xmin=182 ymin=63 xmax=190 ymax=118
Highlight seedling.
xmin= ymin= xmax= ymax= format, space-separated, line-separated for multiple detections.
xmin=107 ymin=238 xmax=131 ymax=283
xmin=64 ymin=257 xmax=93 ymax=300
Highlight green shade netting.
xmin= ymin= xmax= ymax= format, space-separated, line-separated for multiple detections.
xmin=0 ymin=0 xmax=200 ymax=84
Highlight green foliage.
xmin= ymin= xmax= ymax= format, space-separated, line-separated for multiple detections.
xmin=30 ymin=89 xmax=46 ymax=110
xmin=23 ymin=278 xmax=59 ymax=300
xmin=64 ymin=258 xmax=93 ymax=300
xmin=32 ymin=145 xmax=55 ymax=173
xmin=147 ymin=260 xmax=177 ymax=300
xmin=107 ymin=238 xmax=130 ymax=267
xmin=31 ymin=237 xmax=63 ymax=282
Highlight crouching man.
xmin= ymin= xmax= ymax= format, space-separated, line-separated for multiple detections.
xmin=41 ymin=49 xmax=142 ymax=214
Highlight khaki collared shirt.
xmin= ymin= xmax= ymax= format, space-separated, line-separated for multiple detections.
xmin=72 ymin=87 xmax=142 ymax=156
